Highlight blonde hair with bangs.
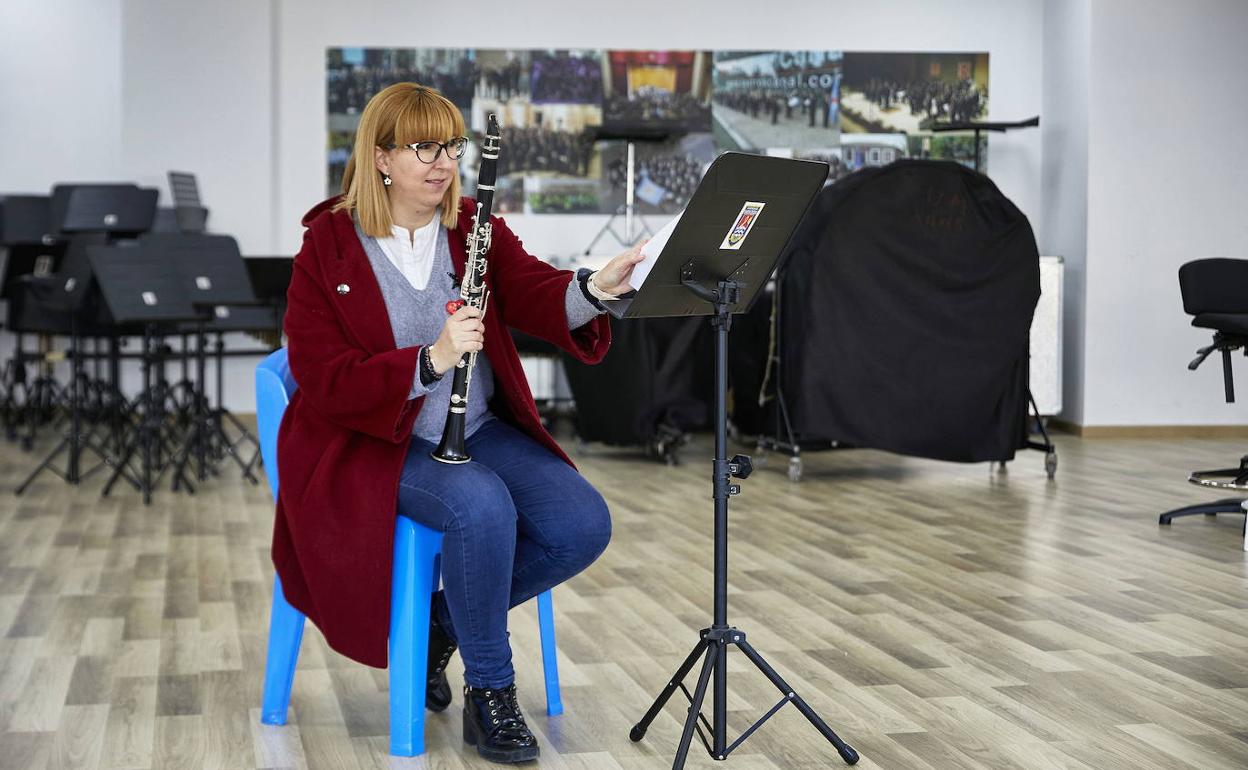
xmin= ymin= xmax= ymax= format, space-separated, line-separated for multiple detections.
xmin=334 ymin=82 xmax=465 ymax=235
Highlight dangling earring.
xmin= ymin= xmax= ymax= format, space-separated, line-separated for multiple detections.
xmin=382 ymin=173 xmax=392 ymax=187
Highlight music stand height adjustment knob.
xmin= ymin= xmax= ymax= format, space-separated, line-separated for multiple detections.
xmin=728 ymin=454 xmax=753 ymax=479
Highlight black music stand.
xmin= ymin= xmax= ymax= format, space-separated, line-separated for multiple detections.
xmin=89 ymin=243 xmax=200 ymax=504
xmin=617 ymin=152 xmax=859 ymax=768
xmin=929 ymin=115 xmax=1039 ymax=173
xmin=58 ymin=184 xmax=159 ymax=236
xmin=14 ymin=185 xmax=158 ymax=495
xmin=141 ymin=233 xmax=262 ymax=488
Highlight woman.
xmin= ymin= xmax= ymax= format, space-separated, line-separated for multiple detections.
xmin=273 ymin=83 xmax=643 ymax=763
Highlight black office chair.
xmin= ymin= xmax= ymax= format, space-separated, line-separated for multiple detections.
xmin=1159 ymin=258 xmax=1248 ymax=525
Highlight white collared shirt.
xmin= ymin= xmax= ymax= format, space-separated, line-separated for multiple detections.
xmin=375 ymin=212 xmax=441 ymax=291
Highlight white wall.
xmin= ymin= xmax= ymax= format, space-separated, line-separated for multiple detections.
xmin=120 ymin=0 xmax=276 ymax=255
xmin=1040 ymin=0 xmax=1090 ymax=425
xmin=1082 ymin=0 xmax=1248 ymax=425
xmin=0 ymin=0 xmax=124 ymax=189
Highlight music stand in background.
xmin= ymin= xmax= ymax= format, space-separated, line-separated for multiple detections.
xmin=140 ymin=233 xmax=263 ymax=488
xmin=90 ymin=243 xmax=201 ymax=504
xmin=583 ymin=125 xmax=673 ymax=255
xmin=929 ymin=115 xmax=1039 ymax=173
xmin=616 ymin=152 xmax=859 ymax=768
xmin=167 ymin=171 xmax=209 ymax=233
xmin=14 ymin=184 xmax=158 ymax=495
xmin=58 ymin=184 xmax=159 ymax=236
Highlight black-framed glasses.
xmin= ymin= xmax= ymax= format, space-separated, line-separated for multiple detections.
xmin=387 ymin=136 xmax=469 ymax=164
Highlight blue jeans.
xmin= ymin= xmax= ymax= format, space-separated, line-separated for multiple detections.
xmin=396 ymin=419 xmax=611 ymax=689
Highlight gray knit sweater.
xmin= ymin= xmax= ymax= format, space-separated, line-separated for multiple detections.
xmin=355 ymin=221 xmax=601 ymax=442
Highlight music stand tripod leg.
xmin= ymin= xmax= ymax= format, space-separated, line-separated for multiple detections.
xmin=630 ymin=636 xmax=711 ymax=742
xmin=671 ymin=642 xmax=719 ymax=769
xmin=734 ymin=637 xmax=858 ymax=763
xmin=14 ymin=435 xmax=69 ymax=495
xmin=101 ymin=430 xmax=142 ymax=496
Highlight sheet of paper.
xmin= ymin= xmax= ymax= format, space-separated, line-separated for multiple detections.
xmin=629 ymin=211 xmax=682 ymax=291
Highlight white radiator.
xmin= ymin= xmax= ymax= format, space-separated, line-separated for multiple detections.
xmin=1030 ymin=256 xmax=1064 ymax=416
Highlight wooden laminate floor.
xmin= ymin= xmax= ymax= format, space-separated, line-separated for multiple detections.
xmin=2 ymin=429 xmax=1248 ymax=769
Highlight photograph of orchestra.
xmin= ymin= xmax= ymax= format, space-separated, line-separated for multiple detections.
xmin=601 ymin=50 xmax=712 ymax=133
xmin=839 ymin=51 xmax=989 ymax=134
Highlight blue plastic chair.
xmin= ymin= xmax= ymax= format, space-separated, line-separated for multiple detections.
xmin=255 ymin=348 xmax=563 ymax=756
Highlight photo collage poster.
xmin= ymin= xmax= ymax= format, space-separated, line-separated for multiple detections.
xmin=326 ymin=48 xmax=989 ymax=215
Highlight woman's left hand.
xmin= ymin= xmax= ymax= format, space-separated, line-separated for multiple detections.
xmin=591 ymin=240 xmax=648 ymax=295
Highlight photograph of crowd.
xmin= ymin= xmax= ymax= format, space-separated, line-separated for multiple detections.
xmin=711 ymin=51 xmax=842 ymax=152
xmin=601 ymin=51 xmax=712 ymax=133
xmin=840 ymin=52 xmax=989 ymax=134
xmin=327 ymin=47 xmax=476 ymax=115
xmin=600 ymin=133 xmax=716 ymax=215
xmin=530 ymin=50 xmax=603 ymax=105
xmin=325 ymin=48 xmax=991 ymax=211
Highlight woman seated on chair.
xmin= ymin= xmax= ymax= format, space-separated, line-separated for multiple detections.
xmin=274 ymin=82 xmax=643 ymax=764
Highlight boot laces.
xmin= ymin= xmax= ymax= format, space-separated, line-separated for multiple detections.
xmin=475 ymin=685 xmax=529 ymax=733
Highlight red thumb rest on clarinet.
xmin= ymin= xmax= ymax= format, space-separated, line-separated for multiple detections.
xmin=445 ymin=299 xmax=465 ymax=315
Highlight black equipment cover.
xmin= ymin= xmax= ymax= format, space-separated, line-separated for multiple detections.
xmin=562 ymin=315 xmax=710 ymax=446
xmin=776 ymin=159 xmax=1039 ymax=462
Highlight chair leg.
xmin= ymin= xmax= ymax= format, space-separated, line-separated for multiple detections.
xmin=537 ymin=589 xmax=563 ymax=716
xmin=389 ymin=519 xmax=440 ymax=757
xmin=1159 ymin=498 xmax=1247 ymax=524
xmin=261 ymin=575 xmax=306 ymax=725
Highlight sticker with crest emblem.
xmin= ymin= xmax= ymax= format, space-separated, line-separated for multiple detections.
xmin=720 ymin=201 xmax=765 ymax=250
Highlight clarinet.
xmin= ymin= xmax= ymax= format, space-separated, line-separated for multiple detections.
xmin=432 ymin=113 xmax=501 ymax=464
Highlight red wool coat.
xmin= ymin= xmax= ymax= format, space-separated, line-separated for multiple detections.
xmin=272 ymin=196 xmax=611 ymax=668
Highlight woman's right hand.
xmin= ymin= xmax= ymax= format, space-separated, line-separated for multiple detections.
xmin=428 ymin=305 xmax=484 ymax=375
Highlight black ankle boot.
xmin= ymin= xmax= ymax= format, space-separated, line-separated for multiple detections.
xmin=425 ymin=609 xmax=456 ymax=712
xmin=462 ymin=683 xmax=540 ymax=763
